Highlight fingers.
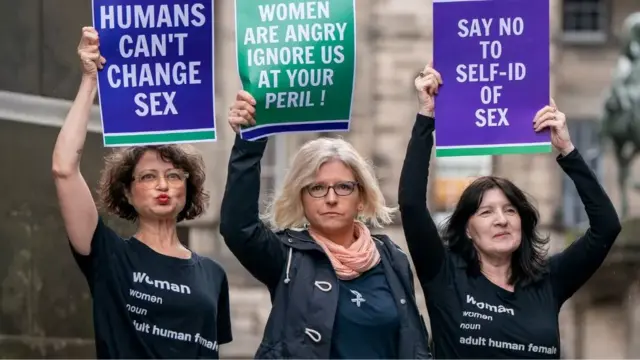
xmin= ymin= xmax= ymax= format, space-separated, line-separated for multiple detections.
xmin=231 ymin=108 xmax=255 ymax=125
xmin=534 ymin=118 xmax=561 ymax=132
xmin=415 ymin=62 xmax=443 ymax=97
xmin=533 ymin=113 xmax=556 ymax=132
xmin=236 ymin=90 xmax=256 ymax=105
xmin=80 ymin=27 xmax=99 ymax=46
xmin=232 ymin=100 xmax=256 ymax=116
xmin=534 ymin=105 xmax=554 ymax=121
xmin=228 ymin=92 xmax=257 ymax=133
xmin=415 ymin=73 xmax=439 ymax=96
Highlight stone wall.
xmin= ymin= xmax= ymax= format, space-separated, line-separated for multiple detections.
xmin=0 ymin=119 xmax=136 ymax=357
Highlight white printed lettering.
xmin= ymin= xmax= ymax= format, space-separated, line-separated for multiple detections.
xmin=126 ymin=303 xmax=148 ymax=316
xmin=456 ymin=63 xmax=500 ymax=83
xmin=152 ymin=324 xmax=192 ymax=341
xmin=457 ymin=18 xmax=493 ymax=37
xmin=460 ymin=323 xmax=481 ymax=330
xmin=459 ymin=335 xmax=557 ymax=355
xmin=118 ymin=33 xmax=188 ymax=58
xmin=258 ymin=1 xmax=330 ymax=22
xmin=106 ymin=62 xmax=201 ymax=88
xmin=265 ymin=91 xmax=315 ymax=109
xmin=284 ymin=23 xmax=347 ymax=42
xmin=134 ymin=92 xmax=178 ymax=116
xmin=129 ymin=289 xmax=163 ymax=304
xmin=194 ymin=333 xmax=220 ymax=351
xmin=475 ymin=108 xmax=509 ymax=127
xmin=466 ymin=295 xmax=515 ymax=315
xmin=132 ymin=272 xmax=191 ymax=294
xmin=528 ymin=343 xmax=558 ymax=355
xmin=285 ymin=68 xmax=334 ymax=87
xmin=462 ymin=311 xmax=493 ymax=321
xmin=499 ymin=17 xmax=524 ymax=36
xmin=100 ymin=4 xmax=206 ymax=29
xmin=247 ymin=46 xmax=315 ymax=66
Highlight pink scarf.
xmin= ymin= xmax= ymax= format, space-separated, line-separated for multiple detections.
xmin=309 ymin=222 xmax=381 ymax=280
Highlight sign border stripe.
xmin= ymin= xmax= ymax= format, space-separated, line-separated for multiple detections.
xmin=104 ymin=130 xmax=216 ymax=146
xmin=435 ymin=144 xmax=552 ymax=157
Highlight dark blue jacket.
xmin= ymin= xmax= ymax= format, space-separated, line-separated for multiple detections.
xmin=220 ymin=135 xmax=432 ymax=359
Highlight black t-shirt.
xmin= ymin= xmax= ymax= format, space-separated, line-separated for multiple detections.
xmin=71 ymin=218 xmax=233 ymax=359
xmin=398 ymin=115 xmax=621 ymax=359
xmin=330 ymin=263 xmax=400 ymax=359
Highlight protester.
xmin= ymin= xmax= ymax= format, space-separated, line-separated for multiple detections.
xmin=52 ymin=27 xmax=232 ymax=359
xmin=220 ymin=90 xmax=432 ymax=359
xmin=398 ymin=62 xmax=622 ymax=359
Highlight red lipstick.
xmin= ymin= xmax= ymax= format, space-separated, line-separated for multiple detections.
xmin=156 ymin=194 xmax=170 ymax=204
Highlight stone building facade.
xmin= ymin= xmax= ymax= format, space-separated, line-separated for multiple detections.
xmin=0 ymin=0 xmax=639 ymax=358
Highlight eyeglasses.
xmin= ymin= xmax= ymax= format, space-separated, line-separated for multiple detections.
xmin=132 ymin=170 xmax=189 ymax=188
xmin=305 ymin=181 xmax=359 ymax=198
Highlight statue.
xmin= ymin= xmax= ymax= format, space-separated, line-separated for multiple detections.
xmin=601 ymin=12 xmax=640 ymax=219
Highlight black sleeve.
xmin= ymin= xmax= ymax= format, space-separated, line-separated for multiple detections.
xmin=219 ymin=134 xmax=287 ymax=291
xmin=549 ymin=148 xmax=621 ymax=305
xmin=398 ymin=114 xmax=447 ymax=286
xmin=216 ymin=273 xmax=233 ymax=345
xmin=70 ymin=216 xmax=123 ymax=289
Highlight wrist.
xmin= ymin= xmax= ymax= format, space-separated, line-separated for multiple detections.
xmin=418 ymin=108 xmax=434 ymax=118
xmin=80 ymin=74 xmax=97 ymax=87
xmin=559 ymin=143 xmax=575 ymax=157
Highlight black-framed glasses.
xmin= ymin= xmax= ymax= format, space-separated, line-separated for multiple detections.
xmin=132 ymin=169 xmax=189 ymax=188
xmin=305 ymin=181 xmax=359 ymax=198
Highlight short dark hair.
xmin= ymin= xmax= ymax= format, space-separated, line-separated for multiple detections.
xmin=97 ymin=145 xmax=209 ymax=222
xmin=442 ymin=176 xmax=549 ymax=286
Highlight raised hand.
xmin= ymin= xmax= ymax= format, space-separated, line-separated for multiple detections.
xmin=533 ymin=99 xmax=575 ymax=156
xmin=228 ymin=90 xmax=257 ymax=134
xmin=77 ymin=27 xmax=106 ymax=79
xmin=414 ymin=61 xmax=443 ymax=117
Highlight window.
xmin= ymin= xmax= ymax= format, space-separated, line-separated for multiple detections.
xmin=431 ymin=156 xmax=493 ymax=214
xmin=562 ymin=0 xmax=608 ymax=43
xmin=561 ymin=119 xmax=603 ymax=229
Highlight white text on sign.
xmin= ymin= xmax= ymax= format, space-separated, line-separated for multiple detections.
xmin=242 ymin=0 xmax=348 ymax=109
xmin=99 ymin=3 xmax=208 ymax=117
xmin=455 ymin=16 xmax=527 ymax=128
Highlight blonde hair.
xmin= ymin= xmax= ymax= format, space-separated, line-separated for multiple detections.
xmin=263 ymin=137 xmax=397 ymax=230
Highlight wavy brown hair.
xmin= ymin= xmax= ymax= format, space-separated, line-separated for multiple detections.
xmin=97 ymin=145 xmax=209 ymax=222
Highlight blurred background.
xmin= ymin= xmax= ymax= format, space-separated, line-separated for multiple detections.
xmin=1 ymin=0 xmax=640 ymax=358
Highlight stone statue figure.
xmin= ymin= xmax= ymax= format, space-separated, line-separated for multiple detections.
xmin=601 ymin=12 xmax=640 ymax=219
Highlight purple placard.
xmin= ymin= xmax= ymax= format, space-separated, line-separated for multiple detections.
xmin=93 ymin=0 xmax=216 ymax=146
xmin=433 ymin=0 xmax=550 ymax=157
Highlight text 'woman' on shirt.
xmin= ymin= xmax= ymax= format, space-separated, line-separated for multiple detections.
xmin=53 ymin=27 xmax=232 ymax=359
xmin=220 ymin=90 xmax=432 ymax=359
xmin=397 ymin=61 xmax=622 ymax=359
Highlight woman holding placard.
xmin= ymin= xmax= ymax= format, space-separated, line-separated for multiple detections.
xmin=221 ymin=91 xmax=432 ymax=359
xmin=398 ymin=61 xmax=621 ymax=359
xmin=53 ymin=27 xmax=232 ymax=359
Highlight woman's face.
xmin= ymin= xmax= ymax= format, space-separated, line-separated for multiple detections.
xmin=127 ymin=150 xmax=188 ymax=221
xmin=466 ymin=188 xmax=522 ymax=259
xmin=302 ymin=159 xmax=363 ymax=237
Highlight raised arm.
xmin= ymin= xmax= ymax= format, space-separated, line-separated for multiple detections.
xmin=219 ymin=91 xmax=286 ymax=290
xmin=548 ymin=149 xmax=621 ymax=304
xmin=398 ymin=64 xmax=446 ymax=285
xmin=531 ymin=100 xmax=621 ymax=304
xmin=52 ymin=27 xmax=106 ymax=256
